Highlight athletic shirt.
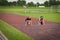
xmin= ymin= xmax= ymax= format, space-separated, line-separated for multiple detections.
xmin=25 ymin=17 xmax=31 ymax=21
xmin=40 ymin=18 xmax=43 ymax=22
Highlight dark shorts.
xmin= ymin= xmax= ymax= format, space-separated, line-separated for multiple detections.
xmin=40 ymin=22 xmax=43 ymax=25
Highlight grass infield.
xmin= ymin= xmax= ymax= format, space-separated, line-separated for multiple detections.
xmin=0 ymin=20 xmax=33 ymax=40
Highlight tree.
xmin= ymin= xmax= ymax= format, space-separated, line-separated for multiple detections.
xmin=27 ymin=2 xmax=35 ymax=7
xmin=44 ymin=1 xmax=49 ymax=7
xmin=12 ymin=1 xmax=17 ymax=6
xmin=8 ymin=2 xmax=12 ymax=6
xmin=36 ymin=2 xmax=40 ymax=7
xmin=17 ymin=0 xmax=26 ymax=6
xmin=22 ymin=0 xmax=26 ymax=6
xmin=43 ymin=0 xmax=60 ymax=7
xmin=56 ymin=0 xmax=60 ymax=5
xmin=0 ymin=0 xmax=8 ymax=6
xmin=49 ymin=0 xmax=56 ymax=6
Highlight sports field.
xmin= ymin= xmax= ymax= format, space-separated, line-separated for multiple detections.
xmin=0 ymin=6 xmax=60 ymax=23
xmin=0 ymin=20 xmax=33 ymax=40
xmin=0 ymin=6 xmax=60 ymax=40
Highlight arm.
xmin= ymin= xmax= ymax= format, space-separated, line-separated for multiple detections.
xmin=25 ymin=18 xmax=27 ymax=22
xmin=43 ymin=19 xmax=45 ymax=25
xmin=39 ymin=18 xmax=41 ymax=22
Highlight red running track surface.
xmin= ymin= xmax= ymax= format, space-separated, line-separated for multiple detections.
xmin=0 ymin=13 xmax=60 ymax=40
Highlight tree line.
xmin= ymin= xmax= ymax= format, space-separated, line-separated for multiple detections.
xmin=0 ymin=0 xmax=60 ymax=7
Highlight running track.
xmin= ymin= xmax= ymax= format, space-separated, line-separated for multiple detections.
xmin=0 ymin=13 xmax=60 ymax=40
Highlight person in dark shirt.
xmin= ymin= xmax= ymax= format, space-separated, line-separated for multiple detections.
xmin=38 ymin=16 xmax=45 ymax=25
xmin=25 ymin=17 xmax=32 ymax=25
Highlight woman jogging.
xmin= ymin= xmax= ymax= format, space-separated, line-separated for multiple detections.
xmin=25 ymin=17 xmax=32 ymax=25
xmin=38 ymin=16 xmax=45 ymax=25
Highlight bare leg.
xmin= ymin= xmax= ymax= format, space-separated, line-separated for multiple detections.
xmin=28 ymin=21 xmax=32 ymax=25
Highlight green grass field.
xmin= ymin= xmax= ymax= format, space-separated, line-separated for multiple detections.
xmin=0 ymin=20 xmax=33 ymax=40
xmin=0 ymin=6 xmax=60 ymax=23
xmin=0 ymin=6 xmax=60 ymax=40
